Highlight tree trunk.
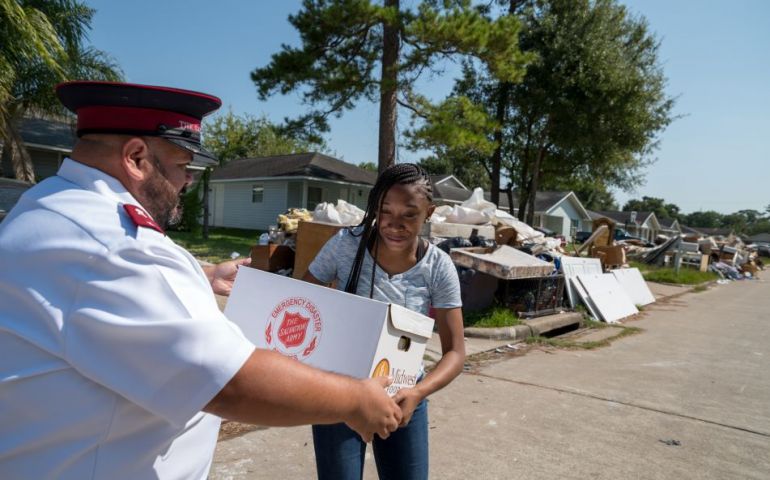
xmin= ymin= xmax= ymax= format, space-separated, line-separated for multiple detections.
xmin=505 ymin=182 xmax=514 ymax=215
xmin=378 ymin=0 xmax=399 ymax=174
xmin=489 ymin=82 xmax=510 ymax=206
xmin=488 ymin=0 xmax=517 ymax=206
xmin=525 ymin=146 xmax=546 ymax=226
xmin=5 ymin=123 xmax=36 ymax=184
xmin=517 ymin=157 xmax=530 ymax=221
xmin=202 ymin=168 xmax=211 ymax=240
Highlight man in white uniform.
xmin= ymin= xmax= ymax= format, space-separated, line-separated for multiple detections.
xmin=0 ymin=81 xmax=401 ymax=479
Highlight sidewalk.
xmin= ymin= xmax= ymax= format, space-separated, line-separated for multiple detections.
xmin=210 ymin=280 xmax=708 ymax=479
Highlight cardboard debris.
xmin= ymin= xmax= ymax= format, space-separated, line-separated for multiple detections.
xmin=226 ymin=267 xmax=434 ymax=396
xmin=450 ymin=245 xmax=554 ymax=279
xmin=293 ymin=220 xmax=346 ymax=279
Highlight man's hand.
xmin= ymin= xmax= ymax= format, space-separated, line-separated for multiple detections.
xmin=206 ymin=257 xmax=251 ymax=296
xmin=345 ymin=376 xmax=402 ymax=442
xmin=392 ymin=386 xmax=423 ymax=427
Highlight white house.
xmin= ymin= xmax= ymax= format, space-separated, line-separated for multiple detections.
xmin=208 ymin=152 xmax=376 ymax=230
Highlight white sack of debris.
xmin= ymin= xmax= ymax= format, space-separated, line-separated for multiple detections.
xmin=312 ymin=199 xmax=365 ymax=225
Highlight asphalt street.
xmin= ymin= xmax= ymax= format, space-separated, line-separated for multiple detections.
xmin=210 ymin=278 xmax=770 ymax=479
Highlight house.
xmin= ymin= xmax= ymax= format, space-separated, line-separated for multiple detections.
xmin=748 ymin=232 xmax=770 ymax=244
xmin=429 ymin=174 xmax=476 ymax=206
xmin=208 ymin=152 xmax=376 ymax=230
xmin=430 ymin=179 xmax=592 ymax=241
xmin=1 ymin=117 xmax=75 ymax=181
xmin=657 ymin=217 xmax=682 ymax=237
xmin=592 ymin=211 xmax=662 ymax=243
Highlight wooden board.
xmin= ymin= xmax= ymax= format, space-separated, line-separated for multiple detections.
xmin=450 ymin=246 xmax=554 ymax=279
xmin=576 ymin=273 xmax=638 ymax=323
xmin=610 ymin=268 xmax=655 ymax=306
xmin=560 ymin=256 xmax=603 ymax=309
xmin=250 ymin=244 xmax=295 ymax=273
xmin=293 ymin=220 xmax=346 ymax=279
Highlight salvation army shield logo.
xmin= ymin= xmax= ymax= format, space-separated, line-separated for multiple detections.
xmin=265 ymin=297 xmax=322 ymax=361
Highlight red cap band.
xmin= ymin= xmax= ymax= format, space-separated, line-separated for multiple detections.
xmin=77 ymin=105 xmax=201 ymax=135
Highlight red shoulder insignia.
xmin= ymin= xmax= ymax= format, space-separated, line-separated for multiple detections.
xmin=123 ymin=204 xmax=165 ymax=234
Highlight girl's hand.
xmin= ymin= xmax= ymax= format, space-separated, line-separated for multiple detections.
xmin=392 ymin=387 xmax=423 ymax=427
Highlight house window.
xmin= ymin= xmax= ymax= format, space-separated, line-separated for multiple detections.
xmin=570 ymin=219 xmax=579 ymax=239
xmin=252 ymin=185 xmax=264 ymax=203
xmin=307 ymin=186 xmax=323 ymax=210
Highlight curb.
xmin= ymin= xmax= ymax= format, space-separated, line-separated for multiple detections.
xmin=464 ymin=312 xmax=584 ymax=340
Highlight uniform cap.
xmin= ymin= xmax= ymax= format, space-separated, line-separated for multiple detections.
xmin=56 ymin=81 xmax=222 ymax=167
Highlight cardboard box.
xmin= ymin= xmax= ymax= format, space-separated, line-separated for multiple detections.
xmin=225 ymin=266 xmax=435 ymax=395
xmin=250 ymin=244 xmax=295 ymax=272
xmin=293 ymin=220 xmax=347 ymax=279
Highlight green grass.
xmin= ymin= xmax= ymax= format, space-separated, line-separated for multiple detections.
xmin=464 ymin=306 xmax=521 ymax=328
xmin=168 ymin=227 xmax=261 ymax=263
xmin=640 ymin=266 xmax=718 ymax=285
xmin=628 ymin=260 xmax=717 ymax=285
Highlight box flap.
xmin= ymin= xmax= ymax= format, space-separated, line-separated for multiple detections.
xmin=388 ymin=304 xmax=434 ymax=339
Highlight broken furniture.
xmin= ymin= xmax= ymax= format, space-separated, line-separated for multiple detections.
xmin=450 ymin=245 xmax=561 ymax=317
xmin=591 ymin=245 xmax=626 ymax=269
xmin=293 ymin=220 xmax=347 ymax=279
xmin=250 ymin=244 xmax=295 ymax=273
xmin=450 ymin=245 xmax=555 ymax=279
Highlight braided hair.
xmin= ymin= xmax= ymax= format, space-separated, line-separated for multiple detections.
xmin=345 ymin=163 xmax=433 ymax=297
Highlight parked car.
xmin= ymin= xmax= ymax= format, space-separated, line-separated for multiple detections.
xmin=614 ymin=228 xmax=654 ymax=247
xmin=757 ymin=243 xmax=770 ymax=258
xmin=575 ymin=231 xmax=592 ymax=244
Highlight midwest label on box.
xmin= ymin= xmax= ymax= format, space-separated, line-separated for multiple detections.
xmin=225 ymin=266 xmax=435 ymax=395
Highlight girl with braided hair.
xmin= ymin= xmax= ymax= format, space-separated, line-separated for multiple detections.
xmin=304 ymin=163 xmax=465 ymax=480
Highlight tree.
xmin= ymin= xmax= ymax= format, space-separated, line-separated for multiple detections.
xmin=418 ymin=153 xmax=490 ymax=190
xmin=0 ymin=0 xmax=122 ymax=183
xmin=251 ymin=0 xmax=530 ymax=174
xmin=357 ymin=161 xmax=378 ymax=172
xmin=622 ymin=196 xmax=681 ymax=220
xmin=195 ymin=110 xmax=326 ymax=237
xmin=412 ymin=0 xmax=675 ymax=225
xmin=203 ymin=110 xmax=325 ymax=164
xmin=683 ymin=210 xmax=723 ymax=229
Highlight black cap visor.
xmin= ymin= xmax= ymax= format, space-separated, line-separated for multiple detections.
xmin=162 ymin=135 xmax=218 ymax=167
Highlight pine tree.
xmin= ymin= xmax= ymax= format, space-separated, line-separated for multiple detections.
xmin=251 ymin=0 xmax=530 ymax=174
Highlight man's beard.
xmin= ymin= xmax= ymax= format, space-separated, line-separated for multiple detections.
xmin=137 ymin=155 xmax=185 ymax=229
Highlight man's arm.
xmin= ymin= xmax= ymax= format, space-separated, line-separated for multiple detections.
xmin=204 ymin=349 xmax=402 ymax=442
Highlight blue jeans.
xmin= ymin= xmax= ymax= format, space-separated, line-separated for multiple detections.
xmin=312 ymin=398 xmax=429 ymax=480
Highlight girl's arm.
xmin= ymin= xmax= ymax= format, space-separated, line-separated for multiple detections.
xmin=302 ymin=270 xmax=328 ymax=286
xmin=393 ymin=306 xmax=465 ymax=425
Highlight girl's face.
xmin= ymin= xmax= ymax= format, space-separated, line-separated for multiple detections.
xmin=376 ymin=183 xmax=435 ymax=253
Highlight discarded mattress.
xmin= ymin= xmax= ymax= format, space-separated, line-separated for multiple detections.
xmin=450 ymin=245 xmax=554 ymax=279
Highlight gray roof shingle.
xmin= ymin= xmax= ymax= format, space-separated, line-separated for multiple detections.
xmin=210 ymin=152 xmax=377 ymax=185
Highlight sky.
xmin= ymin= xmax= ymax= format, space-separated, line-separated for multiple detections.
xmin=85 ymin=0 xmax=769 ymax=215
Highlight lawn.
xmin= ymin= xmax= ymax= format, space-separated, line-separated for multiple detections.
xmin=629 ymin=261 xmax=718 ymax=285
xmin=168 ymin=227 xmax=261 ymax=263
xmin=464 ymin=306 xmax=521 ymax=328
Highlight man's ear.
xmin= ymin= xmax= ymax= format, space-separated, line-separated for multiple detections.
xmin=120 ymin=137 xmax=153 ymax=182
